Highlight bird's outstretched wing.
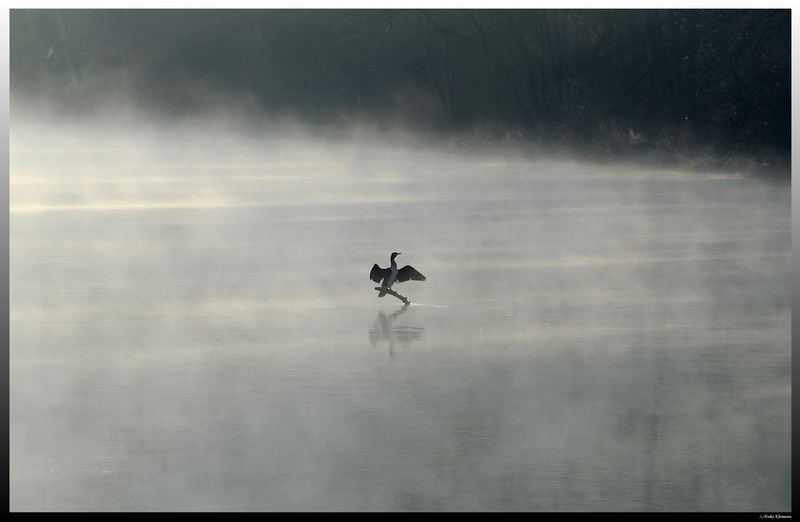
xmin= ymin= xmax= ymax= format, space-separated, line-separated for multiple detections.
xmin=397 ymin=265 xmax=426 ymax=283
xmin=370 ymin=264 xmax=388 ymax=283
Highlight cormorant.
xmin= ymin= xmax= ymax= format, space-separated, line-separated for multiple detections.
xmin=370 ymin=252 xmax=426 ymax=297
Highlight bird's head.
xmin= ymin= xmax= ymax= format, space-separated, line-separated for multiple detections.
xmin=391 ymin=252 xmax=401 ymax=260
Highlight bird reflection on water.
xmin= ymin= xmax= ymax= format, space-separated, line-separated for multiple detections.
xmin=368 ymin=304 xmax=425 ymax=358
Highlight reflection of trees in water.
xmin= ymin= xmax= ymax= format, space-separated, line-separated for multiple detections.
xmin=368 ymin=304 xmax=424 ymax=358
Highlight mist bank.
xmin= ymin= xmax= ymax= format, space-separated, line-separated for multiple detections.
xmin=11 ymin=96 xmax=790 ymax=181
xmin=11 ymin=10 xmax=790 ymax=173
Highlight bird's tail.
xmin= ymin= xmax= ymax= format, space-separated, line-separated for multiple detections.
xmin=378 ymin=286 xmax=387 ymax=297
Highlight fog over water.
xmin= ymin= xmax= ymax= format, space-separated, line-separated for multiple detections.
xmin=10 ymin=113 xmax=791 ymax=511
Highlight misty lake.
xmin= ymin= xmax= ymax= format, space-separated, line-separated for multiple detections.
xmin=10 ymin=121 xmax=791 ymax=511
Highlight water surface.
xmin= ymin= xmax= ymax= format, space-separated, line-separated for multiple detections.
xmin=10 ymin=122 xmax=791 ymax=511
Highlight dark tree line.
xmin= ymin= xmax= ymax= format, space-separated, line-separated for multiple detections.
xmin=11 ymin=9 xmax=791 ymax=163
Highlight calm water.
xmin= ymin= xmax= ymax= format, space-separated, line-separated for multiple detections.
xmin=10 ymin=122 xmax=791 ymax=511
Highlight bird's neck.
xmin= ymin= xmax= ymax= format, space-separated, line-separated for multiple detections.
xmin=390 ymin=257 xmax=397 ymax=269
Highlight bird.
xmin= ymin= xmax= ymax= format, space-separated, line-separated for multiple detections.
xmin=370 ymin=252 xmax=426 ymax=297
